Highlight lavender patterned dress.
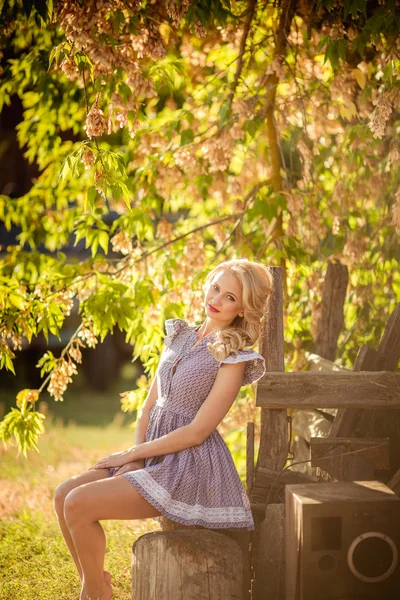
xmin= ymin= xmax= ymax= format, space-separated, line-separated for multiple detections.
xmin=108 ymin=318 xmax=266 ymax=530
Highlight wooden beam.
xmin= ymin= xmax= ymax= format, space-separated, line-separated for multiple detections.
xmin=256 ymin=371 xmax=400 ymax=409
xmin=251 ymin=466 xmax=316 ymax=505
xmin=311 ymin=437 xmax=390 ymax=482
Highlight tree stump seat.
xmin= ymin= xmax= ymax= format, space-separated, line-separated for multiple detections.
xmin=131 ymin=525 xmax=244 ymax=600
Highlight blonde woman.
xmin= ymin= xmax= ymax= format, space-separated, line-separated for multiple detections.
xmin=53 ymin=259 xmax=273 ymax=600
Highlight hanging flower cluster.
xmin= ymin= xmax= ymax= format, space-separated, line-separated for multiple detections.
xmin=84 ymin=102 xmax=107 ymax=138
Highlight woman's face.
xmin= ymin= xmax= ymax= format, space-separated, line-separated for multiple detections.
xmin=204 ymin=269 xmax=244 ymax=326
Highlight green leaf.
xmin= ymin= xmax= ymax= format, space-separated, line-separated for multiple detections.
xmin=218 ymin=100 xmax=231 ymax=126
xmin=87 ymin=186 xmax=97 ymax=209
xmin=59 ymin=156 xmax=73 ymax=182
xmin=98 ymin=231 xmax=109 ymax=254
xmin=9 ymin=293 xmax=27 ymax=310
xmin=74 ymin=51 xmax=94 ymax=82
xmin=180 ymin=129 xmax=194 ymax=145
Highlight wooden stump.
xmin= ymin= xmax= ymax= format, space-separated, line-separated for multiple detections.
xmin=131 ymin=529 xmax=243 ymax=600
xmin=160 ymin=517 xmax=251 ymax=600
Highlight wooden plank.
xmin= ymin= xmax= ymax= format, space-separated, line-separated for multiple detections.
xmin=311 ymin=437 xmax=390 ymax=482
xmin=313 ymin=262 xmax=349 ymax=361
xmin=256 ymin=371 xmax=400 ymax=409
xmin=246 ymin=422 xmax=255 ymax=495
xmin=251 ymin=466 xmax=316 ymax=505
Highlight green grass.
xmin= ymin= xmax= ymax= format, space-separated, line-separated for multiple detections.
xmin=0 ymin=380 xmax=253 ymax=600
xmin=0 ymin=420 xmax=159 ymax=600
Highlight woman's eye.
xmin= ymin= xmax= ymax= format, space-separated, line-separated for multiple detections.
xmin=213 ymin=284 xmax=235 ymax=302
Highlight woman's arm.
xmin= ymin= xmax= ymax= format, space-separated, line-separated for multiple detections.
xmin=91 ymin=361 xmax=245 ymax=470
xmin=133 ymin=366 xmax=159 ymax=446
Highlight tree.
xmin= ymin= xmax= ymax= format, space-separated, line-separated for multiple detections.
xmin=0 ymin=0 xmax=399 ymax=454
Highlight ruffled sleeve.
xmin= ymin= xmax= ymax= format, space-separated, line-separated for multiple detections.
xmin=163 ymin=318 xmax=190 ymax=347
xmin=219 ymin=349 xmax=266 ymax=386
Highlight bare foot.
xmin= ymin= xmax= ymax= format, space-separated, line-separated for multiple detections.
xmin=100 ymin=581 xmax=113 ymax=600
xmin=79 ymin=570 xmax=111 ymax=586
xmin=80 ymin=579 xmax=113 ymax=600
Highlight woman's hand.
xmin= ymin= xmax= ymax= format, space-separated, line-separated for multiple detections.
xmin=111 ymin=460 xmax=145 ymax=476
xmin=90 ymin=447 xmax=137 ymax=470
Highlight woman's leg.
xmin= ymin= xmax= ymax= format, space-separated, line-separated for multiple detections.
xmin=63 ymin=474 xmax=161 ymax=600
xmin=53 ymin=468 xmax=111 ymax=582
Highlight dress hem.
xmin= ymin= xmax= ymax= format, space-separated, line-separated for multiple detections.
xmin=110 ymin=468 xmax=255 ymax=531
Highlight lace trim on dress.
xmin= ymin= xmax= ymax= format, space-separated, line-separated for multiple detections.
xmin=164 ymin=318 xmax=190 ymax=347
xmin=130 ymin=469 xmax=253 ymax=524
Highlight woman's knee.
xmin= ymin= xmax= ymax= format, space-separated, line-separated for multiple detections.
xmin=63 ymin=487 xmax=88 ymax=527
xmin=53 ymin=479 xmax=74 ymax=515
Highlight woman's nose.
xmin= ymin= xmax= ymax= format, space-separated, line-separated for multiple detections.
xmin=211 ymin=294 xmax=222 ymax=305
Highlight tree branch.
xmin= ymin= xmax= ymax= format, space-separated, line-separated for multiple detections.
xmin=227 ymin=0 xmax=258 ymax=108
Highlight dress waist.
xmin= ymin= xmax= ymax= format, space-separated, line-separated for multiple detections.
xmin=155 ymin=396 xmax=197 ymax=419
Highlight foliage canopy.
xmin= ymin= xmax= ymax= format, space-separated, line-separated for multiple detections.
xmin=0 ymin=0 xmax=399 ymax=453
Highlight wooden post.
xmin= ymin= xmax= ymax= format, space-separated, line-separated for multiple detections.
xmin=246 ymin=422 xmax=255 ymax=496
xmin=251 ymin=266 xmax=288 ymax=600
xmin=313 ymin=262 xmax=349 ymax=361
xmin=252 ymin=266 xmax=288 ymax=497
xmin=132 ymin=530 xmax=243 ymax=600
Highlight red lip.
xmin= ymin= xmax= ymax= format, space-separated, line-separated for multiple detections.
xmin=208 ymin=303 xmax=220 ymax=313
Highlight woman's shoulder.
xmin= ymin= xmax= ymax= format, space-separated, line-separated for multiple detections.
xmin=163 ymin=318 xmax=193 ymax=346
xmin=164 ymin=317 xmax=194 ymax=335
xmin=219 ymin=348 xmax=266 ymax=387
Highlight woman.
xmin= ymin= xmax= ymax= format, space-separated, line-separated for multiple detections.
xmin=53 ymin=258 xmax=273 ymax=600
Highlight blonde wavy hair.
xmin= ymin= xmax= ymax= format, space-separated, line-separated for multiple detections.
xmin=202 ymin=259 xmax=274 ymax=361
